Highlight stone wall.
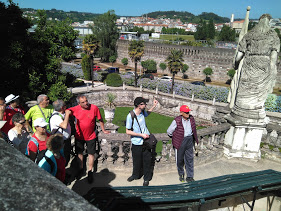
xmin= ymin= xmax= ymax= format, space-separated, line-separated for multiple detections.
xmin=82 ymin=87 xmax=217 ymax=122
xmin=0 ymin=139 xmax=97 ymax=211
xmin=116 ymin=40 xmax=281 ymax=88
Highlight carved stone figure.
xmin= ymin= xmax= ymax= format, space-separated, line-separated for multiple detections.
xmin=230 ymin=14 xmax=280 ymax=123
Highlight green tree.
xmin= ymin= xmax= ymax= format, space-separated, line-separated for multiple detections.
xmin=121 ymin=57 xmax=128 ymax=68
xmin=166 ymin=50 xmax=184 ymax=93
xmin=0 ymin=1 xmax=31 ymax=98
xmin=207 ymin=19 xmax=216 ymax=39
xmin=182 ymin=64 xmax=189 ymax=74
xmin=109 ymin=55 xmax=117 ymax=66
xmin=28 ymin=10 xmax=77 ymax=99
xmin=91 ymin=10 xmax=119 ymax=62
xmin=227 ymin=69 xmax=236 ymax=80
xmin=141 ymin=59 xmax=157 ymax=73
xmin=159 ymin=63 xmax=167 ymax=72
xmin=81 ymin=55 xmax=91 ymax=80
xmin=218 ymin=25 xmax=236 ymax=41
xmin=194 ymin=19 xmax=207 ymax=40
xmin=82 ymin=34 xmax=100 ymax=82
xmin=128 ymin=40 xmax=145 ymax=87
xmin=203 ymin=67 xmax=213 ymax=82
xmin=1 ymin=2 xmax=76 ymax=101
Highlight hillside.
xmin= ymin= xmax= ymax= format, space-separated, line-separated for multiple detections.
xmin=144 ymin=11 xmax=229 ymax=23
xmin=21 ymin=8 xmax=101 ymax=23
xmin=21 ymin=8 xmax=230 ymax=24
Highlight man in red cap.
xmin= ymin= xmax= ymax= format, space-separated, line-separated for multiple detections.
xmin=167 ymin=105 xmax=198 ymax=182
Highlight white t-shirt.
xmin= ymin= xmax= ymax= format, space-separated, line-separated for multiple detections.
xmin=49 ymin=111 xmax=71 ymax=140
xmin=8 ymin=128 xmax=30 ymax=154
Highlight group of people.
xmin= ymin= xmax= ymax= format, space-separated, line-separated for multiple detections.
xmin=0 ymin=93 xmax=199 ymax=187
xmin=0 ymin=93 xmax=109 ymax=185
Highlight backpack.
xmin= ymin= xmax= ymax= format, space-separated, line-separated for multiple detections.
xmin=37 ymin=105 xmax=60 ymax=133
xmin=129 ymin=110 xmax=157 ymax=149
xmin=25 ymin=137 xmax=49 ymax=165
xmin=48 ymin=112 xmax=63 ymax=134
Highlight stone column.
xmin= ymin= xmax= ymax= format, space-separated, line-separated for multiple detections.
xmin=224 ymin=116 xmax=266 ymax=160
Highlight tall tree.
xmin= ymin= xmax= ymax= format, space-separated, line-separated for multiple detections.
xmin=91 ymin=10 xmax=119 ymax=62
xmin=218 ymin=25 xmax=236 ymax=41
xmin=82 ymin=34 xmax=100 ymax=83
xmin=194 ymin=19 xmax=207 ymax=40
xmin=0 ymin=2 xmax=77 ymax=101
xmin=128 ymin=40 xmax=144 ymax=87
xmin=0 ymin=1 xmax=31 ymax=97
xmin=165 ymin=50 xmax=184 ymax=93
xmin=207 ymin=19 xmax=216 ymax=39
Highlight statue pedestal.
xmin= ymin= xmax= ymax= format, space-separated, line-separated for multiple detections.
xmin=223 ymin=114 xmax=267 ymax=160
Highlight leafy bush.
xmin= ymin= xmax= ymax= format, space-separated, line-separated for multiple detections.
xmin=105 ymin=73 xmax=123 ymax=87
xmin=120 ymin=74 xmax=281 ymax=112
xmin=141 ymin=59 xmax=157 ymax=73
xmin=227 ymin=69 xmax=236 ymax=79
xmin=48 ymin=81 xmax=73 ymax=102
xmin=81 ymin=54 xmax=91 ymax=80
xmin=121 ymin=57 xmax=128 ymax=66
xmin=182 ymin=74 xmax=188 ymax=79
xmin=182 ymin=64 xmax=189 ymax=73
xmin=159 ymin=63 xmax=167 ymax=72
xmin=265 ymin=94 xmax=281 ymax=112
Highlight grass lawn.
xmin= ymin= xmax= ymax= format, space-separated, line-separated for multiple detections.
xmin=99 ymin=107 xmax=174 ymax=134
xmin=99 ymin=107 xmax=205 ymax=155
xmin=159 ymin=34 xmax=195 ymax=41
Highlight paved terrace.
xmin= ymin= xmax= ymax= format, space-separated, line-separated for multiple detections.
xmin=63 ymin=81 xmax=281 ymax=210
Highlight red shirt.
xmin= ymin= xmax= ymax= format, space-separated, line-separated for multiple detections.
xmin=68 ymin=104 xmax=102 ymax=141
xmin=2 ymin=106 xmax=25 ymax=134
xmin=28 ymin=133 xmax=50 ymax=153
xmin=55 ymin=155 xmax=66 ymax=182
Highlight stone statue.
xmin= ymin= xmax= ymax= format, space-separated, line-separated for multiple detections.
xmin=229 ymin=14 xmax=280 ymax=123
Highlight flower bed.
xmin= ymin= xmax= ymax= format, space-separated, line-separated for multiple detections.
xmin=120 ymin=74 xmax=281 ymax=112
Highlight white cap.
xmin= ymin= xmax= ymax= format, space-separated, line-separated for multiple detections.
xmin=33 ymin=118 xmax=48 ymax=128
xmin=5 ymin=94 xmax=19 ymax=104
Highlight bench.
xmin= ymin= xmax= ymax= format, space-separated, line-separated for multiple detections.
xmin=84 ymin=169 xmax=281 ymax=210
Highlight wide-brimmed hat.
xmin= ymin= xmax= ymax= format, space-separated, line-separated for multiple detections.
xmin=180 ymin=105 xmax=191 ymax=113
xmin=33 ymin=118 xmax=49 ymax=128
xmin=5 ymin=94 xmax=19 ymax=104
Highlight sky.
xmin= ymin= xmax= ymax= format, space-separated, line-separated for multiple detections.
xmin=3 ymin=0 xmax=281 ymax=19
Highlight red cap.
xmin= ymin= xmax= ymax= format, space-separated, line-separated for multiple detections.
xmin=180 ymin=105 xmax=191 ymax=113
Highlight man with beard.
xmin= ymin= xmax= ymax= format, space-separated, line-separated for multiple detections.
xmin=126 ymin=97 xmax=158 ymax=186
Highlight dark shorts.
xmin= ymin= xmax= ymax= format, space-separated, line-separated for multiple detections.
xmin=75 ymin=138 xmax=96 ymax=155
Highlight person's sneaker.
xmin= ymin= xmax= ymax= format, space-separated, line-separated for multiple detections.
xmin=87 ymin=170 xmax=94 ymax=184
xmin=143 ymin=181 xmax=149 ymax=186
xmin=179 ymin=175 xmax=185 ymax=182
xmin=127 ymin=176 xmax=135 ymax=182
xmin=186 ymin=177 xmax=195 ymax=182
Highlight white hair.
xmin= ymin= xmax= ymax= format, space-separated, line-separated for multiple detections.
xmin=37 ymin=94 xmax=47 ymax=104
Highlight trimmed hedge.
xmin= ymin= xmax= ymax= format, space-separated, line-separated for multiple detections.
xmin=105 ymin=73 xmax=123 ymax=87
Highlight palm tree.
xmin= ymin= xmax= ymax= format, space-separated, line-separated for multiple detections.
xmin=82 ymin=34 xmax=100 ymax=85
xmin=165 ymin=50 xmax=184 ymax=93
xmin=128 ymin=40 xmax=144 ymax=87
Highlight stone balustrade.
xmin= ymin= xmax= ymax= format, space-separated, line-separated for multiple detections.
xmin=97 ymin=123 xmax=231 ymax=168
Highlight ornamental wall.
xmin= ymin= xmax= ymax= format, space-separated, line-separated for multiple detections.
xmin=116 ymin=40 xmax=281 ymax=88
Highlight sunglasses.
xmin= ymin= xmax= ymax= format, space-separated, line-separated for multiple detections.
xmin=139 ymin=103 xmax=147 ymax=106
xmin=184 ymin=112 xmax=190 ymax=114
